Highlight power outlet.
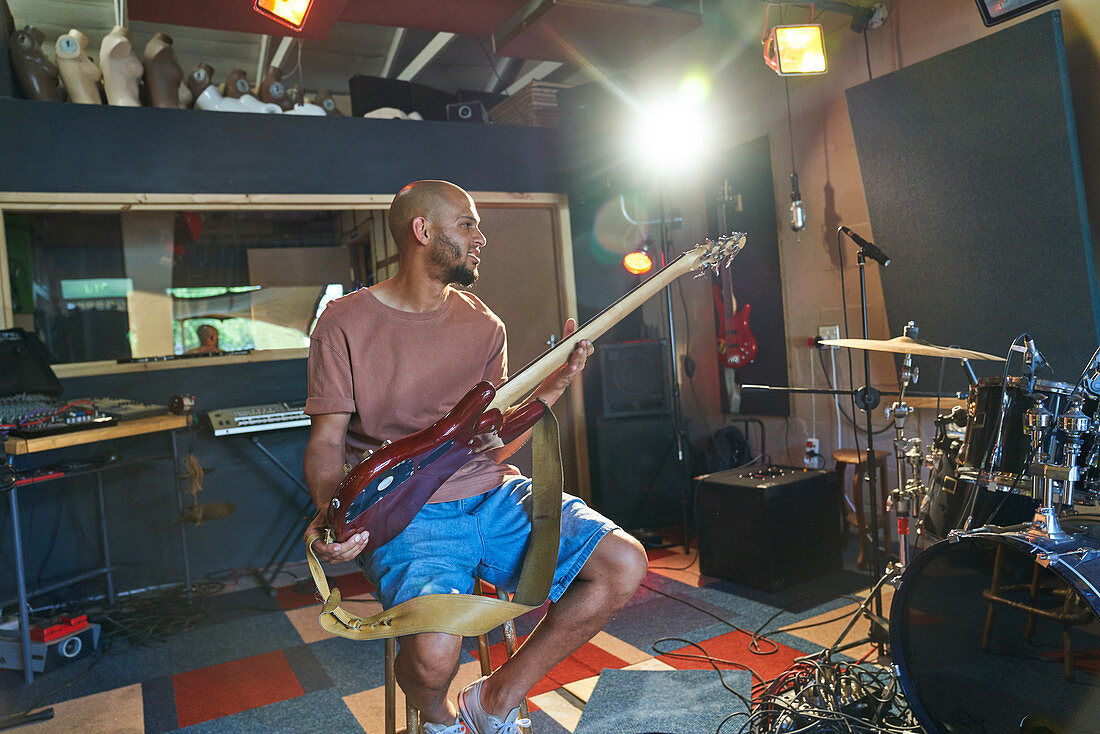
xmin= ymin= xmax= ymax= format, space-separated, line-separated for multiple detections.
xmin=818 ymin=325 xmax=840 ymax=345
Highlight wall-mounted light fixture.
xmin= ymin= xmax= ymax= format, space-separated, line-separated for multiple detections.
xmin=253 ymin=0 xmax=313 ymax=31
xmin=623 ymin=246 xmax=654 ymax=276
xmin=764 ymin=24 xmax=827 ymax=76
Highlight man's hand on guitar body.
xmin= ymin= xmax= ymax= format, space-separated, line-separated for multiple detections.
xmin=305 ymin=511 xmax=369 ymax=563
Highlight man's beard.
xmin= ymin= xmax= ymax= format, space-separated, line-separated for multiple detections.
xmin=430 ymin=231 xmax=478 ymax=287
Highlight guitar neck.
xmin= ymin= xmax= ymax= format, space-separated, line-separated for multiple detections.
xmin=489 ymin=251 xmax=699 ymax=411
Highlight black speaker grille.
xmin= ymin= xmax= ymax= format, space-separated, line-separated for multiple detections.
xmin=599 ymin=340 xmax=670 ymax=419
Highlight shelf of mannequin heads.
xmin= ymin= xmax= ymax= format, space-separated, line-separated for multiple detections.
xmin=5 ymin=13 xmax=343 ymax=117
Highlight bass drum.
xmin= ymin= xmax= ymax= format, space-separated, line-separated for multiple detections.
xmin=918 ymin=440 xmax=1037 ymax=544
xmin=891 ymin=520 xmax=1100 ymax=733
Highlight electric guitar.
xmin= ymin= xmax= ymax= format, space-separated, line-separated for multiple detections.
xmin=325 ymin=233 xmax=747 ymax=547
xmin=713 ymin=265 xmax=757 ymax=369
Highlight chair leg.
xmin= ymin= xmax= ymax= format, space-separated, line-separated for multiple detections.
xmin=496 ymin=588 xmax=531 ymax=731
xmin=385 ymin=637 xmax=399 ymax=734
xmin=853 ymin=467 xmax=868 ymax=568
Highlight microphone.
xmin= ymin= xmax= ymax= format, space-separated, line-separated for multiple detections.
xmin=1024 ymin=336 xmax=1048 ymax=374
xmin=839 ymin=226 xmax=891 ymax=267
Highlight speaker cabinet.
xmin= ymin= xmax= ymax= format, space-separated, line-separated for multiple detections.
xmin=593 ymin=416 xmax=680 ymax=529
xmin=695 ymin=467 xmax=841 ymax=591
xmin=446 ymin=100 xmax=488 ymax=123
xmin=599 ymin=339 xmax=670 ymax=419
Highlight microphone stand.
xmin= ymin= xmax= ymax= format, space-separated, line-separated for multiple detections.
xmin=657 ymin=185 xmax=693 ymax=553
xmin=854 ymin=247 xmax=888 ymax=656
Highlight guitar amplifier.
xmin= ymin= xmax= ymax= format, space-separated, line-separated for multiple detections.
xmin=694 ymin=466 xmax=842 ymax=592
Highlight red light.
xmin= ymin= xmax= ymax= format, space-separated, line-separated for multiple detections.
xmin=254 ymin=0 xmax=313 ymax=31
xmin=623 ymin=251 xmax=653 ymax=275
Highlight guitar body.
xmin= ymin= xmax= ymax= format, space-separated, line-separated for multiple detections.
xmin=718 ymin=303 xmax=757 ymax=368
xmin=327 ymin=383 xmax=546 ymax=547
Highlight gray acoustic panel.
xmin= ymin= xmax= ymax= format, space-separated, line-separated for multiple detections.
xmin=846 ymin=11 xmax=1098 ymax=395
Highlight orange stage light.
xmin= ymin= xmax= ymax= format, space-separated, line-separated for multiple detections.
xmin=623 ymin=250 xmax=653 ymax=275
xmin=253 ymin=0 xmax=313 ymax=31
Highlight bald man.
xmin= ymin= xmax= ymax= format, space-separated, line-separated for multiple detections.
xmin=303 ymin=181 xmax=646 ymax=733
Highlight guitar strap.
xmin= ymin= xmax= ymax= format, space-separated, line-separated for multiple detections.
xmin=304 ymin=402 xmax=563 ymax=640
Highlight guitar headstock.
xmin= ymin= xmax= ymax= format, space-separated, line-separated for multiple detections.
xmin=688 ymin=232 xmax=747 ymax=277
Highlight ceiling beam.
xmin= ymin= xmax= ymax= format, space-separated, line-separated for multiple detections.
xmin=255 ymin=35 xmax=271 ymax=83
xmin=396 ymin=32 xmax=456 ymax=82
xmin=271 ymin=36 xmax=297 ymax=71
xmin=381 ymin=27 xmax=407 ymax=78
xmin=484 ymin=56 xmax=515 ymax=93
xmin=504 ymin=60 xmax=561 ymax=96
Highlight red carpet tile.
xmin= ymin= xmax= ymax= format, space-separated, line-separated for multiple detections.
xmin=1042 ymin=647 xmax=1100 ymax=676
xmin=174 ymin=650 xmax=305 ymax=727
xmin=275 ymin=572 xmax=375 ymax=610
xmin=658 ymin=629 xmax=805 ymax=684
xmin=469 ymin=637 xmax=630 ymax=704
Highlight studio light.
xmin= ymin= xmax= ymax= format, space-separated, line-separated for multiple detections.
xmin=626 ymin=74 xmax=714 ymax=181
xmin=764 ymin=24 xmax=827 ymax=76
xmin=253 ymin=0 xmax=313 ymax=31
xmin=623 ymin=248 xmax=654 ymax=275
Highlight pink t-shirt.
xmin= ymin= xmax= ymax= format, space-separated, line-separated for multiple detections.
xmin=305 ymin=287 xmax=522 ymax=502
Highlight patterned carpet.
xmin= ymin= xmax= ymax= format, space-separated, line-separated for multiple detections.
xmin=0 ymin=541 xmax=881 ymax=733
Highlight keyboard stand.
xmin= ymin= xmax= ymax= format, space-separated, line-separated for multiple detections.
xmin=248 ymin=435 xmax=316 ymax=596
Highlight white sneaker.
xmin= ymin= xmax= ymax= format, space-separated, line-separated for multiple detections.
xmin=457 ymin=677 xmax=531 ymax=734
xmin=423 ymin=716 xmax=470 ymax=734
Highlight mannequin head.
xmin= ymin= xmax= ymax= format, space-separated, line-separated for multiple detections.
xmin=222 ymin=68 xmax=253 ymax=99
xmin=100 ymin=25 xmax=142 ymax=106
xmin=143 ymin=31 xmax=183 ymax=109
xmin=10 ymin=26 xmax=60 ymax=101
xmin=258 ymin=65 xmax=293 ymax=110
xmin=187 ymin=62 xmax=215 ymax=100
xmin=314 ymin=89 xmax=343 ymax=116
xmin=55 ymin=29 xmax=102 ymax=104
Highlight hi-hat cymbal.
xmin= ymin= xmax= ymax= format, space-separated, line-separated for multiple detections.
xmin=819 ymin=335 xmax=1006 ymax=361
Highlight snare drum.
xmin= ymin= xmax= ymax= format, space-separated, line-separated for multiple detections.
xmin=891 ymin=520 xmax=1100 ymax=733
xmin=958 ymin=377 xmax=1076 ymax=491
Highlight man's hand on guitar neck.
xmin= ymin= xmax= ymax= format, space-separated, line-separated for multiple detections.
xmin=531 ymin=318 xmax=593 ymax=404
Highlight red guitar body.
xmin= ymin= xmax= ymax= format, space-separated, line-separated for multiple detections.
xmin=712 ymin=279 xmax=758 ymax=368
xmin=326 ymin=382 xmax=545 ymax=548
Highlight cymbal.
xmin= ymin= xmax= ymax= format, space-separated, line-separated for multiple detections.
xmin=819 ymin=335 xmax=1006 ymax=361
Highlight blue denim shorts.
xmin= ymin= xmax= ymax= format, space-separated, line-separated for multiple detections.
xmin=359 ymin=477 xmax=617 ymax=609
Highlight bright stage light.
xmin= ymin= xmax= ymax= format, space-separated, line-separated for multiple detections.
xmin=623 ymin=249 xmax=653 ymax=275
xmin=764 ymin=24 xmax=827 ymax=76
xmin=254 ymin=0 xmax=313 ymax=31
xmin=626 ymin=80 xmax=714 ymax=179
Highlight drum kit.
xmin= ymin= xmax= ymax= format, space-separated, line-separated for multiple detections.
xmin=821 ymin=326 xmax=1100 ymax=733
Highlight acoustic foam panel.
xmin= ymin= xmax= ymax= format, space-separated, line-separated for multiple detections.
xmin=846 ymin=11 xmax=1098 ymax=396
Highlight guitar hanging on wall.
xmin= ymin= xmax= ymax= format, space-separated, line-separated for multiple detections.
xmin=712 ymin=265 xmax=757 ymax=369
xmin=325 ymin=233 xmax=747 ymax=547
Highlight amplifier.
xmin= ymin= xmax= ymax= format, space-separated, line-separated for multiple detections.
xmin=0 ymin=621 xmax=100 ymax=673
xmin=695 ymin=466 xmax=842 ymax=592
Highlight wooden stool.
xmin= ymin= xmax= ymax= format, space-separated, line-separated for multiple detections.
xmin=832 ymin=448 xmax=891 ymax=569
xmin=385 ymin=579 xmax=532 ymax=734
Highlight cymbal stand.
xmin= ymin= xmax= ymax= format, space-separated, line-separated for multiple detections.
xmin=885 ymin=326 xmax=922 ymax=568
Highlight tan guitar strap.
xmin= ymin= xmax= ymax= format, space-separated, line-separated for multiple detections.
xmin=304 ymin=403 xmax=563 ymax=640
